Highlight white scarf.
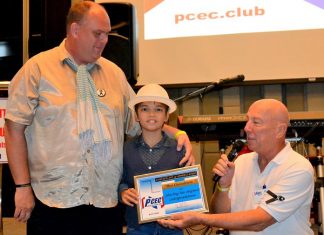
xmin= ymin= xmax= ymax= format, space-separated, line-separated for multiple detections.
xmin=65 ymin=58 xmax=112 ymax=164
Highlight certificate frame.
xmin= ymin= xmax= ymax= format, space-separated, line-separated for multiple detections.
xmin=134 ymin=165 xmax=209 ymax=224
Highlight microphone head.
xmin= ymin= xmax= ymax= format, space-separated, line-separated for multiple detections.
xmin=233 ymin=140 xmax=245 ymax=151
xmin=237 ymin=74 xmax=245 ymax=81
xmin=226 ymin=140 xmax=245 ymax=162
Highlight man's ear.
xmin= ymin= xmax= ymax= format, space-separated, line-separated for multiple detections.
xmin=277 ymin=123 xmax=287 ymax=139
xmin=70 ymin=22 xmax=80 ymax=37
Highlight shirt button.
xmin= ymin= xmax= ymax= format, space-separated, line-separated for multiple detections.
xmin=87 ymin=149 xmax=91 ymax=153
xmin=149 ymin=149 xmax=152 ymax=152
xmin=148 ymin=166 xmax=152 ymax=170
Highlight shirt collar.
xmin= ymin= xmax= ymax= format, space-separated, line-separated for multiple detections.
xmin=270 ymin=141 xmax=292 ymax=165
xmin=58 ymin=39 xmax=101 ymax=70
xmin=135 ymin=131 xmax=174 ymax=149
xmin=251 ymin=141 xmax=291 ymax=172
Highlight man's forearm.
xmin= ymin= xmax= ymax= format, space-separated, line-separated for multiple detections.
xmin=210 ymin=189 xmax=231 ymax=213
xmin=199 ymin=207 xmax=275 ymax=231
xmin=4 ymin=120 xmax=30 ymax=184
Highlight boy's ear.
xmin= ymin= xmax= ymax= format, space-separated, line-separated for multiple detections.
xmin=165 ymin=112 xmax=170 ymax=122
xmin=134 ymin=111 xmax=140 ymax=122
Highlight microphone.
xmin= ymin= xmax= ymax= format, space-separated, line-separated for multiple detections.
xmin=212 ymin=140 xmax=245 ymax=182
xmin=173 ymin=75 xmax=244 ymax=102
xmin=218 ymin=74 xmax=245 ymax=85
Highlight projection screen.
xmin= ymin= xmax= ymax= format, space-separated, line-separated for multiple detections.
xmin=97 ymin=0 xmax=324 ymax=86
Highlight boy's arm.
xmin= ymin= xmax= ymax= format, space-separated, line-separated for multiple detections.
xmin=163 ymin=124 xmax=194 ymax=166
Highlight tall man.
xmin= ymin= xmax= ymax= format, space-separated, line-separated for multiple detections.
xmin=4 ymin=2 xmax=194 ymax=235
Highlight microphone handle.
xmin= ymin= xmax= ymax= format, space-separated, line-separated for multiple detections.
xmin=212 ymin=151 xmax=238 ymax=182
xmin=213 ymin=174 xmax=221 ymax=183
xmin=212 ymin=140 xmax=244 ymax=190
xmin=213 ymin=148 xmax=225 ymax=183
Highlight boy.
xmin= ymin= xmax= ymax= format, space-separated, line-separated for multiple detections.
xmin=119 ymin=84 xmax=184 ymax=235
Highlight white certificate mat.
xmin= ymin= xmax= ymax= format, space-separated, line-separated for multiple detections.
xmin=134 ymin=165 xmax=209 ymax=224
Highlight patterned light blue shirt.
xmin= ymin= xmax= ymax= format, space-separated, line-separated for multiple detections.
xmin=5 ymin=40 xmax=139 ymax=208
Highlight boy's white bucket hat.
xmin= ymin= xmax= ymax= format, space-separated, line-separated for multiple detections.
xmin=128 ymin=84 xmax=177 ymax=114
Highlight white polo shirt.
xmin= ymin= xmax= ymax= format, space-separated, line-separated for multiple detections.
xmin=229 ymin=142 xmax=314 ymax=235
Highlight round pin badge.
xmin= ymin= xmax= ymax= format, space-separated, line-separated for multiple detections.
xmin=97 ymin=89 xmax=106 ymax=97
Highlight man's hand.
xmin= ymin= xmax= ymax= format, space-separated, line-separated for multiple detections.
xmin=14 ymin=187 xmax=35 ymax=222
xmin=176 ymin=133 xmax=195 ymax=166
xmin=212 ymin=154 xmax=235 ymax=187
xmin=158 ymin=212 xmax=201 ymax=229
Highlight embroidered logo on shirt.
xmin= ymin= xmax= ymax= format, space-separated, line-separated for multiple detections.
xmin=266 ymin=190 xmax=285 ymax=204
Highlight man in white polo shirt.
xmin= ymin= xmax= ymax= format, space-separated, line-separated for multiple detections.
xmin=159 ymin=99 xmax=314 ymax=235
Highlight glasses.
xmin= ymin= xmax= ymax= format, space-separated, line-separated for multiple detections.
xmin=92 ymin=30 xmax=109 ymax=41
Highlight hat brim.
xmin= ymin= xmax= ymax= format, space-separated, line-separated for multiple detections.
xmin=128 ymin=96 xmax=177 ymax=114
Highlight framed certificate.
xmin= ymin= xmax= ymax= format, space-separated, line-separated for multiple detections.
xmin=134 ymin=165 xmax=209 ymax=224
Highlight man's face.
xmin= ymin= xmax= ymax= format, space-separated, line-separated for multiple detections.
xmin=244 ymin=105 xmax=277 ymax=154
xmin=75 ymin=9 xmax=111 ymax=64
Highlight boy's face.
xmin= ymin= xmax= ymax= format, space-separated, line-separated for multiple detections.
xmin=135 ymin=101 xmax=169 ymax=132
